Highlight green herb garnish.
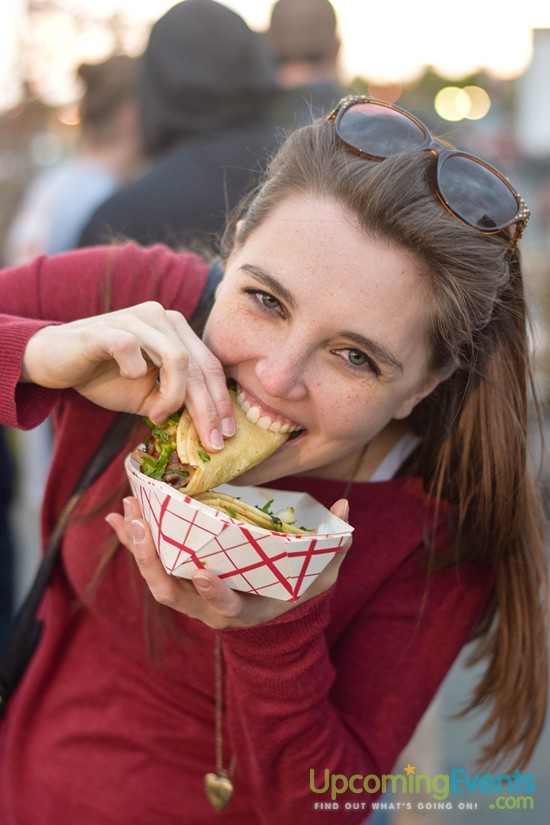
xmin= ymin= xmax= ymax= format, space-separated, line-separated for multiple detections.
xmin=197 ymin=449 xmax=211 ymax=462
xmin=140 ymin=412 xmax=181 ymax=479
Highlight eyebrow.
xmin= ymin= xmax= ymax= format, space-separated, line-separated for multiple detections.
xmin=239 ymin=263 xmax=404 ymax=374
xmin=238 ymin=264 xmax=297 ymax=310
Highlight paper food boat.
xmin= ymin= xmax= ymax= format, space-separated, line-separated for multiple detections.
xmin=125 ymin=452 xmax=353 ymax=601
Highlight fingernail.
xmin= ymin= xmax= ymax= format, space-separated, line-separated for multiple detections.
xmin=193 ymin=574 xmax=211 ymax=591
xmin=131 ymin=520 xmax=146 ymax=543
xmin=123 ymin=497 xmax=132 ymax=519
xmin=342 ymin=501 xmax=350 ymax=521
xmin=221 ymin=417 xmax=235 ymax=437
xmin=209 ymin=429 xmax=224 ymax=450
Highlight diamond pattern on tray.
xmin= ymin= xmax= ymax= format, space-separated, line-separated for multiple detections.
xmin=126 ymin=454 xmax=351 ymax=601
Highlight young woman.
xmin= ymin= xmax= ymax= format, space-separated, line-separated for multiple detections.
xmin=0 ymin=98 xmax=546 ymax=824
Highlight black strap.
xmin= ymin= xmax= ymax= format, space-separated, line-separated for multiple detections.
xmin=18 ymin=412 xmax=137 ymax=621
xmin=189 ymin=258 xmax=223 ymax=336
xmin=0 ymin=412 xmax=137 ymax=713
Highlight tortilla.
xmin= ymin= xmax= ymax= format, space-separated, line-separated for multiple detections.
xmin=174 ymin=392 xmax=288 ymax=496
xmin=132 ymin=388 xmax=303 ymax=529
xmin=194 ymin=491 xmax=313 ymax=534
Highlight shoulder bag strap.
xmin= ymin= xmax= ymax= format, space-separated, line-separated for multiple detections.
xmin=0 ymin=412 xmax=137 ymax=712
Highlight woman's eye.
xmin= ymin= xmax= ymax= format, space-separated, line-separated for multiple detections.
xmin=258 ymin=292 xmax=281 ymax=310
xmin=347 ymin=349 xmax=368 ymax=367
xmin=245 ymin=289 xmax=283 ymax=313
xmin=335 ymin=348 xmax=381 ymax=376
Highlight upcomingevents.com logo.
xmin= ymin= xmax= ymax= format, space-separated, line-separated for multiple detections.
xmin=309 ymin=763 xmax=536 ymax=813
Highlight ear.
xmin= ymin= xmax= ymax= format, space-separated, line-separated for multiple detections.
xmin=393 ymin=365 xmax=456 ymax=421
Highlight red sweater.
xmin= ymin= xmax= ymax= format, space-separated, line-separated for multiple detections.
xmin=0 ymin=244 xmax=493 ymax=824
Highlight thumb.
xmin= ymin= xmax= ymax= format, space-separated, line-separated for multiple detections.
xmin=191 ymin=570 xmax=245 ymax=620
xmin=330 ymin=498 xmax=349 ymax=523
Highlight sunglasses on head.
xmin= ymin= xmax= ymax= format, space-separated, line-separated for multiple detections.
xmin=328 ymin=96 xmax=529 ymax=250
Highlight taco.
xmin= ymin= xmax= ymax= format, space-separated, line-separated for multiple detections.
xmin=132 ymin=386 xmax=288 ymax=496
xmin=194 ymin=491 xmax=311 ymax=534
xmin=131 ymin=387 xmax=315 ymax=533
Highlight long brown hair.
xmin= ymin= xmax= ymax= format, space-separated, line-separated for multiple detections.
xmin=222 ymin=119 xmax=548 ymax=769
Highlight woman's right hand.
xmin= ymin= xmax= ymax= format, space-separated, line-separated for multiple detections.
xmin=21 ymin=301 xmax=235 ymax=451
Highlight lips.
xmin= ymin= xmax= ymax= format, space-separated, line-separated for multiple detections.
xmin=235 ymin=385 xmax=303 ymax=436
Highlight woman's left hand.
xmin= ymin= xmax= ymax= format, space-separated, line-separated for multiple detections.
xmin=106 ymin=496 xmax=351 ymax=628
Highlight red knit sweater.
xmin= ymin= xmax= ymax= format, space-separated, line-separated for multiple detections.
xmin=0 ymin=244 xmax=493 ymax=824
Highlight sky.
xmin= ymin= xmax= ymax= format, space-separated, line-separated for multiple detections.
xmin=224 ymin=0 xmax=550 ymax=81
xmin=0 ymin=0 xmax=549 ymax=111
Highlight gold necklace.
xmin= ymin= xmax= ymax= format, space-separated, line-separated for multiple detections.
xmin=341 ymin=440 xmax=370 ymax=501
xmin=204 ymin=635 xmax=236 ymax=811
xmin=203 ymin=442 xmax=369 ymax=811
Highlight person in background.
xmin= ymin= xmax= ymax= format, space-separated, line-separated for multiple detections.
xmin=78 ymin=0 xmax=280 ymax=253
xmin=4 ymin=53 xmax=142 ymax=264
xmin=2 ymin=53 xmax=142 ymax=619
xmin=265 ymin=0 xmax=348 ymax=128
xmin=0 ymin=96 xmax=547 ymax=823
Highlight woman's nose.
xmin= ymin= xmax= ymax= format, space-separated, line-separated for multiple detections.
xmin=253 ymin=345 xmax=309 ymax=401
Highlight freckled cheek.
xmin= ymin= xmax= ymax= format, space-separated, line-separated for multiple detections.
xmin=205 ymin=301 xmax=283 ymax=368
xmin=315 ymin=386 xmax=404 ymax=441
xmin=314 ymin=390 xmax=373 ymax=440
xmin=203 ymin=313 xmax=250 ymax=364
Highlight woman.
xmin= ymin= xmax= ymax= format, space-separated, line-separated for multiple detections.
xmin=0 ymin=98 xmax=546 ymax=823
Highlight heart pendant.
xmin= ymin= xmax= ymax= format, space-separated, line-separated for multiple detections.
xmin=204 ymin=772 xmax=234 ymax=811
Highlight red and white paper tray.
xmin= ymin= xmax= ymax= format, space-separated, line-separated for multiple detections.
xmin=125 ymin=453 xmax=353 ymax=602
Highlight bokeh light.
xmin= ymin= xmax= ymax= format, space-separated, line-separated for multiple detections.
xmin=367 ymin=83 xmax=403 ymax=104
xmin=463 ymin=85 xmax=491 ymax=120
xmin=434 ymin=85 xmax=492 ymax=122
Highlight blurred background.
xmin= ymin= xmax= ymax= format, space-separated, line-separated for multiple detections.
xmin=2 ymin=1 xmax=550 ymax=327
xmin=1 ymin=2 xmax=549 ymax=823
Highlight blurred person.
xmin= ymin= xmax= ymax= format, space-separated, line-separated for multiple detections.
xmin=265 ymin=0 xmax=348 ymax=128
xmin=4 ymin=53 xmax=142 ymax=264
xmin=2 ymin=53 xmax=142 ymax=607
xmin=0 ymin=96 xmax=547 ymax=823
xmin=78 ymin=0 xmax=280 ymax=252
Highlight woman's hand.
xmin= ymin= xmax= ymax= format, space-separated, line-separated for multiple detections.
xmin=105 ymin=496 xmax=352 ymax=629
xmin=21 ymin=302 xmax=235 ymax=451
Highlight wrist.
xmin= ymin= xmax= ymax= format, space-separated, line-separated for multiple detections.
xmin=21 ymin=324 xmax=55 ymax=384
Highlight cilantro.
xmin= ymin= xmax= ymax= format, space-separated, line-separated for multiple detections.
xmin=140 ymin=454 xmax=159 ymax=477
xmin=225 ymin=507 xmax=238 ymax=518
xmin=140 ymin=414 xmax=180 ymax=479
xmin=269 ymin=515 xmax=283 ymax=530
xmin=260 ymin=499 xmax=274 ymax=513
xmin=197 ymin=449 xmax=211 ymax=462
xmin=145 ymin=441 xmax=174 ymax=478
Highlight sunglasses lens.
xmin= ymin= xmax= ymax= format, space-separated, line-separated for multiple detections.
xmin=337 ymin=103 xmax=427 ymax=157
xmin=438 ymin=155 xmax=519 ymax=231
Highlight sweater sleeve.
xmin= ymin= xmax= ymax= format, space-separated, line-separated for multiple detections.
xmin=0 ymin=314 xmax=61 ymax=427
xmin=0 ymin=243 xmax=209 ymax=429
xmin=221 ymin=525 xmax=493 ymax=824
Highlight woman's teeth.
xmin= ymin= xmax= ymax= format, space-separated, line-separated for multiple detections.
xmin=236 ymin=391 xmax=302 ymax=435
